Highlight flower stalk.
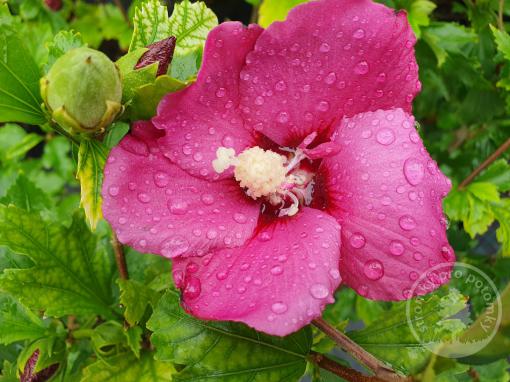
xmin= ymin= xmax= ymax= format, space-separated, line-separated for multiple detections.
xmin=312 ymin=318 xmax=408 ymax=382
xmin=458 ymin=136 xmax=510 ymax=190
xmin=112 ymin=231 xmax=129 ymax=279
xmin=310 ymin=352 xmax=388 ymax=382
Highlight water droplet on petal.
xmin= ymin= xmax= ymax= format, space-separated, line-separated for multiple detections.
xmin=389 ymin=240 xmax=404 ymax=256
xmin=364 ymin=259 xmax=384 ymax=280
xmin=329 ymin=268 xmax=340 ymax=280
xmin=275 ymin=80 xmax=287 ymax=91
xmin=353 ymin=28 xmax=365 ymax=39
xmin=349 ymin=233 xmax=366 ymax=249
xmin=354 ymin=60 xmax=369 ymax=75
xmin=319 ymin=42 xmax=330 ymax=52
xmin=183 ymin=276 xmax=201 ymax=299
xmin=216 ymin=87 xmax=226 ymax=98
xmin=310 ymin=284 xmax=329 ymax=299
xmin=271 ymin=302 xmax=288 ymax=314
xmin=441 ymin=245 xmax=454 ymax=261
xmin=216 ymin=271 xmax=228 ymax=280
xmin=108 ymin=186 xmax=119 ymax=196
xmin=161 ymin=236 xmax=190 ymax=257
xmin=324 ymin=72 xmax=336 ymax=85
xmin=153 ymin=172 xmax=169 ymax=187
xmin=186 ymin=261 xmax=199 ymax=273
xmin=259 ymin=231 xmax=272 ymax=241
xmin=413 ymin=252 xmax=423 ymax=261
xmin=168 ymin=200 xmax=188 ymax=215
xmin=233 ymin=213 xmax=247 ymax=224
xmin=399 ymin=215 xmax=417 ymax=231
xmin=137 ymin=193 xmax=151 ymax=203
xmin=376 ymin=128 xmax=395 ymax=145
xmin=277 ymin=111 xmax=289 ymax=123
xmin=271 ymin=265 xmax=283 ymax=275
xmin=201 ymin=193 xmax=215 ymax=205
xmin=404 ymin=158 xmax=425 ymax=186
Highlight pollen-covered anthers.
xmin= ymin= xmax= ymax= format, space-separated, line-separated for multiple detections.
xmin=212 ymin=146 xmax=315 ymax=217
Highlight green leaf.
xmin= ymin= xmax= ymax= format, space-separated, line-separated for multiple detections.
xmin=170 ymin=45 xmax=202 ymax=81
xmin=422 ymin=22 xmax=477 ymax=66
xmin=147 ymin=291 xmax=311 ymax=381
xmin=45 ymin=31 xmax=85 ymax=73
xmin=0 ymin=174 xmax=52 ymax=213
xmin=167 ymin=0 xmax=217 ymax=55
xmin=124 ymin=326 xmax=143 ymax=359
xmin=0 ymin=294 xmax=48 ymax=345
xmin=348 ymin=289 xmax=467 ymax=374
xmin=405 ymin=0 xmax=437 ymax=38
xmin=0 ymin=205 xmax=115 ymax=318
xmin=476 ymin=159 xmax=510 ymax=192
xmin=128 ymin=75 xmax=187 ymax=120
xmin=491 ymin=25 xmax=510 ymax=61
xmin=0 ymin=124 xmax=43 ymax=165
xmin=81 ymin=351 xmax=174 ymax=382
xmin=0 ymin=18 xmax=46 ymax=125
xmin=258 ymin=0 xmax=309 ymax=28
xmin=76 ymin=139 xmax=108 ymax=231
xmin=130 ymin=0 xmax=217 ymax=55
xmin=492 ymin=200 xmax=510 ymax=256
xmin=116 ymin=48 xmax=155 ymax=103
xmin=104 ymin=122 xmax=130 ymax=149
xmin=458 ymin=283 xmax=510 ymax=364
xmin=118 ymin=279 xmax=160 ymax=326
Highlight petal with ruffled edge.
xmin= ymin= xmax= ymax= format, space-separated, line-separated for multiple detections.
xmin=153 ymin=22 xmax=263 ymax=181
xmin=317 ymin=109 xmax=453 ymax=300
xmin=172 ymin=208 xmax=341 ymax=336
xmin=102 ymin=121 xmax=260 ymax=257
xmin=239 ymin=0 xmax=420 ymax=146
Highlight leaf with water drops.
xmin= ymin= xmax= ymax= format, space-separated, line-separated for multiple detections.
xmin=76 ymin=139 xmax=108 ymax=231
xmin=348 ymin=288 xmax=467 ymax=374
xmin=81 ymin=352 xmax=175 ymax=382
xmin=147 ymin=291 xmax=312 ymax=382
xmin=0 ymin=205 xmax=116 ymax=318
xmin=130 ymin=0 xmax=217 ymax=56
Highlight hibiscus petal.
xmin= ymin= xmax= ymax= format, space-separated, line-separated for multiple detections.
xmin=102 ymin=121 xmax=260 ymax=257
xmin=239 ymin=0 xmax=420 ymax=146
xmin=172 ymin=208 xmax=341 ymax=336
xmin=153 ymin=22 xmax=263 ymax=181
xmin=318 ymin=109 xmax=453 ymax=300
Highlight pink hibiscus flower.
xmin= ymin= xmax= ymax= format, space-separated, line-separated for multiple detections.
xmin=102 ymin=0 xmax=454 ymax=336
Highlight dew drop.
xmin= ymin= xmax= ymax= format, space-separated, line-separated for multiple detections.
xmin=389 ymin=240 xmax=404 ymax=256
xmin=329 ymin=268 xmax=341 ymax=280
xmin=137 ymin=193 xmax=151 ymax=203
xmin=404 ymin=158 xmax=425 ymax=186
xmin=399 ymin=215 xmax=417 ymax=231
xmin=413 ymin=252 xmax=423 ymax=261
xmin=353 ymin=28 xmax=365 ymax=39
xmin=233 ymin=213 xmax=247 ymax=224
xmin=310 ymin=284 xmax=329 ymax=299
xmin=108 ymin=186 xmax=119 ymax=196
xmin=153 ymin=172 xmax=169 ymax=188
xmin=271 ymin=265 xmax=283 ymax=275
xmin=271 ymin=302 xmax=288 ymax=314
xmin=201 ymin=193 xmax=215 ymax=205
xmin=324 ymin=72 xmax=336 ymax=85
xmin=319 ymin=42 xmax=330 ymax=52
xmin=316 ymin=100 xmax=330 ymax=112
xmin=161 ymin=236 xmax=190 ymax=257
xmin=183 ymin=276 xmax=201 ymax=299
xmin=186 ymin=261 xmax=199 ymax=273
xmin=277 ymin=111 xmax=289 ymax=123
xmin=216 ymin=271 xmax=228 ymax=280
xmin=168 ymin=200 xmax=188 ymax=215
xmin=354 ymin=60 xmax=369 ymax=75
xmin=275 ymin=80 xmax=287 ymax=91
xmin=349 ymin=233 xmax=366 ymax=249
xmin=363 ymin=259 xmax=384 ymax=280
xmin=376 ymin=128 xmax=396 ymax=145
xmin=216 ymin=87 xmax=226 ymax=98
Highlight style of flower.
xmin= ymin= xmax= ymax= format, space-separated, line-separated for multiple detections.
xmin=102 ymin=0 xmax=454 ymax=336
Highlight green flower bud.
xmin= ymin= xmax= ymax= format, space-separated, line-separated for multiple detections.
xmin=41 ymin=47 xmax=122 ymax=133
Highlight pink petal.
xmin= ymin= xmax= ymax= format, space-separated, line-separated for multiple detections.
xmin=239 ymin=0 xmax=420 ymax=146
xmin=153 ymin=22 xmax=263 ymax=181
xmin=172 ymin=208 xmax=341 ymax=336
xmin=102 ymin=121 xmax=260 ymax=258
xmin=318 ymin=109 xmax=453 ymax=300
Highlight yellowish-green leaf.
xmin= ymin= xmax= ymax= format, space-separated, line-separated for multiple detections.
xmin=258 ymin=0 xmax=309 ymax=28
xmin=76 ymin=139 xmax=108 ymax=231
